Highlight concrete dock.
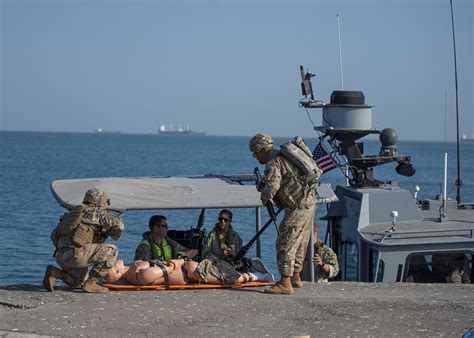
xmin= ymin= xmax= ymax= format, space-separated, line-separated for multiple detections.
xmin=0 ymin=282 xmax=473 ymax=337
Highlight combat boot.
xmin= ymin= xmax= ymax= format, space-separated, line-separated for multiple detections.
xmin=264 ymin=276 xmax=293 ymax=295
xmin=291 ymin=273 xmax=303 ymax=288
xmin=43 ymin=264 xmax=67 ymax=292
xmin=82 ymin=271 xmax=109 ymax=293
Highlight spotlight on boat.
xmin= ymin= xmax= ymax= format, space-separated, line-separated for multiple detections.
xmin=396 ymin=161 xmax=416 ymax=177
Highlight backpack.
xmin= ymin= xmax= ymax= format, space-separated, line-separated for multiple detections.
xmin=279 ymin=136 xmax=322 ymax=185
xmin=50 ymin=205 xmax=86 ymax=248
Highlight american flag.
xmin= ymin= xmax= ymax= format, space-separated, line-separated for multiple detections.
xmin=312 ymin=142 xmax=337 ymax=174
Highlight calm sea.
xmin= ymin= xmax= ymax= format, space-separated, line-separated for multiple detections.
xmin=1 ymin=131 xmax=473 ymax=285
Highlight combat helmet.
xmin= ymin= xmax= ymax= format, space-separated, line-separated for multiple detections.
xmin=249 ymin=133 xmax=274 ymax=153
xmin=82 ymin=188 xmax=109 ymax=207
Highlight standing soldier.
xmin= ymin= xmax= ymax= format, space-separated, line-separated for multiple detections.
xmin=43 ymin=188 xmax=124 ymax=293
xmin=250 ymin=133 xmax=319 ymax=295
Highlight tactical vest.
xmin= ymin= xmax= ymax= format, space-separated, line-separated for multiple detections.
xmin=140 ymin=237 xmax=172 ymax=260
xmin=51 ymin=205 xmax=86 ymax=248
xmin=273 ymin=137 xmax=321 ymax=210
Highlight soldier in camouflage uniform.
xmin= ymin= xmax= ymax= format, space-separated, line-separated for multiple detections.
xmin=43 ymin=188 xmax=124 ymax=293
xmin=201 ymin=209 xmax=243 ymax=262
xmin=249 ymin=133 xmax=317 ymax=295
xmin=311 ymin=223 xmax=339 ymax=282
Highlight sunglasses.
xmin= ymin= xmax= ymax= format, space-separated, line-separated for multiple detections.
xmin=156 ymin=223 xmax=168 ymax=229
xmin=252 ymin=148 xmax=264 ymax=158
xmin=218 ymin=217 xmax=230 ymax=223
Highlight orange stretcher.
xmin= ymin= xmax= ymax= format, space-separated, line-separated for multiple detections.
xmin=102 ymin=281 xmax=271 ymax=291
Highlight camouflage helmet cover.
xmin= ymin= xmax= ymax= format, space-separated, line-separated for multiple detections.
xmin=82 ymin=188 xmax=108 ymax=206
xmin=249 ymin=133 xmax=274 ymax=153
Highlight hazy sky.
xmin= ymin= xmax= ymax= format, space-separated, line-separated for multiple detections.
xmin=1 ymin=0 xmax=472 ymax=140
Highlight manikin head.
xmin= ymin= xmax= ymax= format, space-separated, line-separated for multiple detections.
xmin=104 ymin=259 xmax=128 ymax=283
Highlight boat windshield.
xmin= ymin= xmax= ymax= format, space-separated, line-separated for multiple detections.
xmin=404 ymin=251 xmax=473 ymax=283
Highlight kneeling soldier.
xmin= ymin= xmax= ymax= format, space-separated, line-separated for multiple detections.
xmin=43 ymin=188 xmax=124 ymax=293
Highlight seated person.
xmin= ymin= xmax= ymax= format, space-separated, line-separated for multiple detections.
xmin=201 ymin=209 xmax=242 ymax=262
xmin=432 ymin=252 xmax=471 ymax=284
xmin=134 ymin=215 xmax=198 ymax=261
xmin=301 ymin=223 xmax=339 ymax=283
xmin=104 ymin=258 xmax=273 ymax=286
xmin=312 ymin=224 xmax=339 ymax=283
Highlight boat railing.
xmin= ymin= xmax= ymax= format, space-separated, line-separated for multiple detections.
xmin=376 ymin=228 xmax=473 ymax=243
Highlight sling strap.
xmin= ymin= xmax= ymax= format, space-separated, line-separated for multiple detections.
xmin=158 ymin=264 xmax=170 ymax=289
xmin=149 ymin=260 xmax=170 ymax=289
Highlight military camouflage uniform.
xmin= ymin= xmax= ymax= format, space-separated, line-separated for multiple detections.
xmin=201 ymin=224 xmax=243 ymax=261
xmin=195 ymin=257 xmax=241 ymax=285
xmin=313 ymin=239 xmax=339 ymax=282
xmin=263 ymin=150 xmax=317 ymax=278
xmin=54 ymin=205 xmax=124 ymax=287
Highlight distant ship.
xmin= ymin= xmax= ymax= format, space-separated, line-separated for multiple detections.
xmin=95 ymin=128 xmax=122 ymax=134
xmin=158 ymin=124 xmax=207 ymax=136
xmin=461 ymin=133 xmax=474 ymax=142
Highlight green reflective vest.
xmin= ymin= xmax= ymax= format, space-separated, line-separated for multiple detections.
xmin=139 ymin=237 xmax=172 ymax=260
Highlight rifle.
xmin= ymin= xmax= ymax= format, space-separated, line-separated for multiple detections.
xmin=254 ymin=167 xmax=279 ymax=234
xmin=233 ymin=207 xmax=283 ymax=264
xmin=196 ymin=208 xmax=205 ymax=231
xmin=233 ymin=168 xmax=282 ymax=264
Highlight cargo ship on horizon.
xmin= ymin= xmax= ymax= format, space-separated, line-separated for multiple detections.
xmin=158 ymin=124 xmax=207 ymax=136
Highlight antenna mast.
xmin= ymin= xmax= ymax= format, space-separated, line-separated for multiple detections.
xmin=337 ymin=14 xmax=350 ymax=185
xmin=450 ymin=0 xmax=462 ymax=206
xmin=337 ymin=14 xmax=344 ymax=90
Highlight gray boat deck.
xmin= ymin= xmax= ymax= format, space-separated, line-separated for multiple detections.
xmin=1 ymin=282 xmax=472 ymax=337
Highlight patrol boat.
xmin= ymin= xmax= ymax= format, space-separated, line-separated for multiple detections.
xmin=51 ymin=174 xmax=335 ymax=267
xmin=298 ymin=66 xmax=473 ymax=283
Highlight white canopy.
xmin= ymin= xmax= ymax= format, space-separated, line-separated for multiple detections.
xmin=51 ymin=176 xmax=263 ymax=211
xmin=51 ymin=176 xmax=338 ymax=212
